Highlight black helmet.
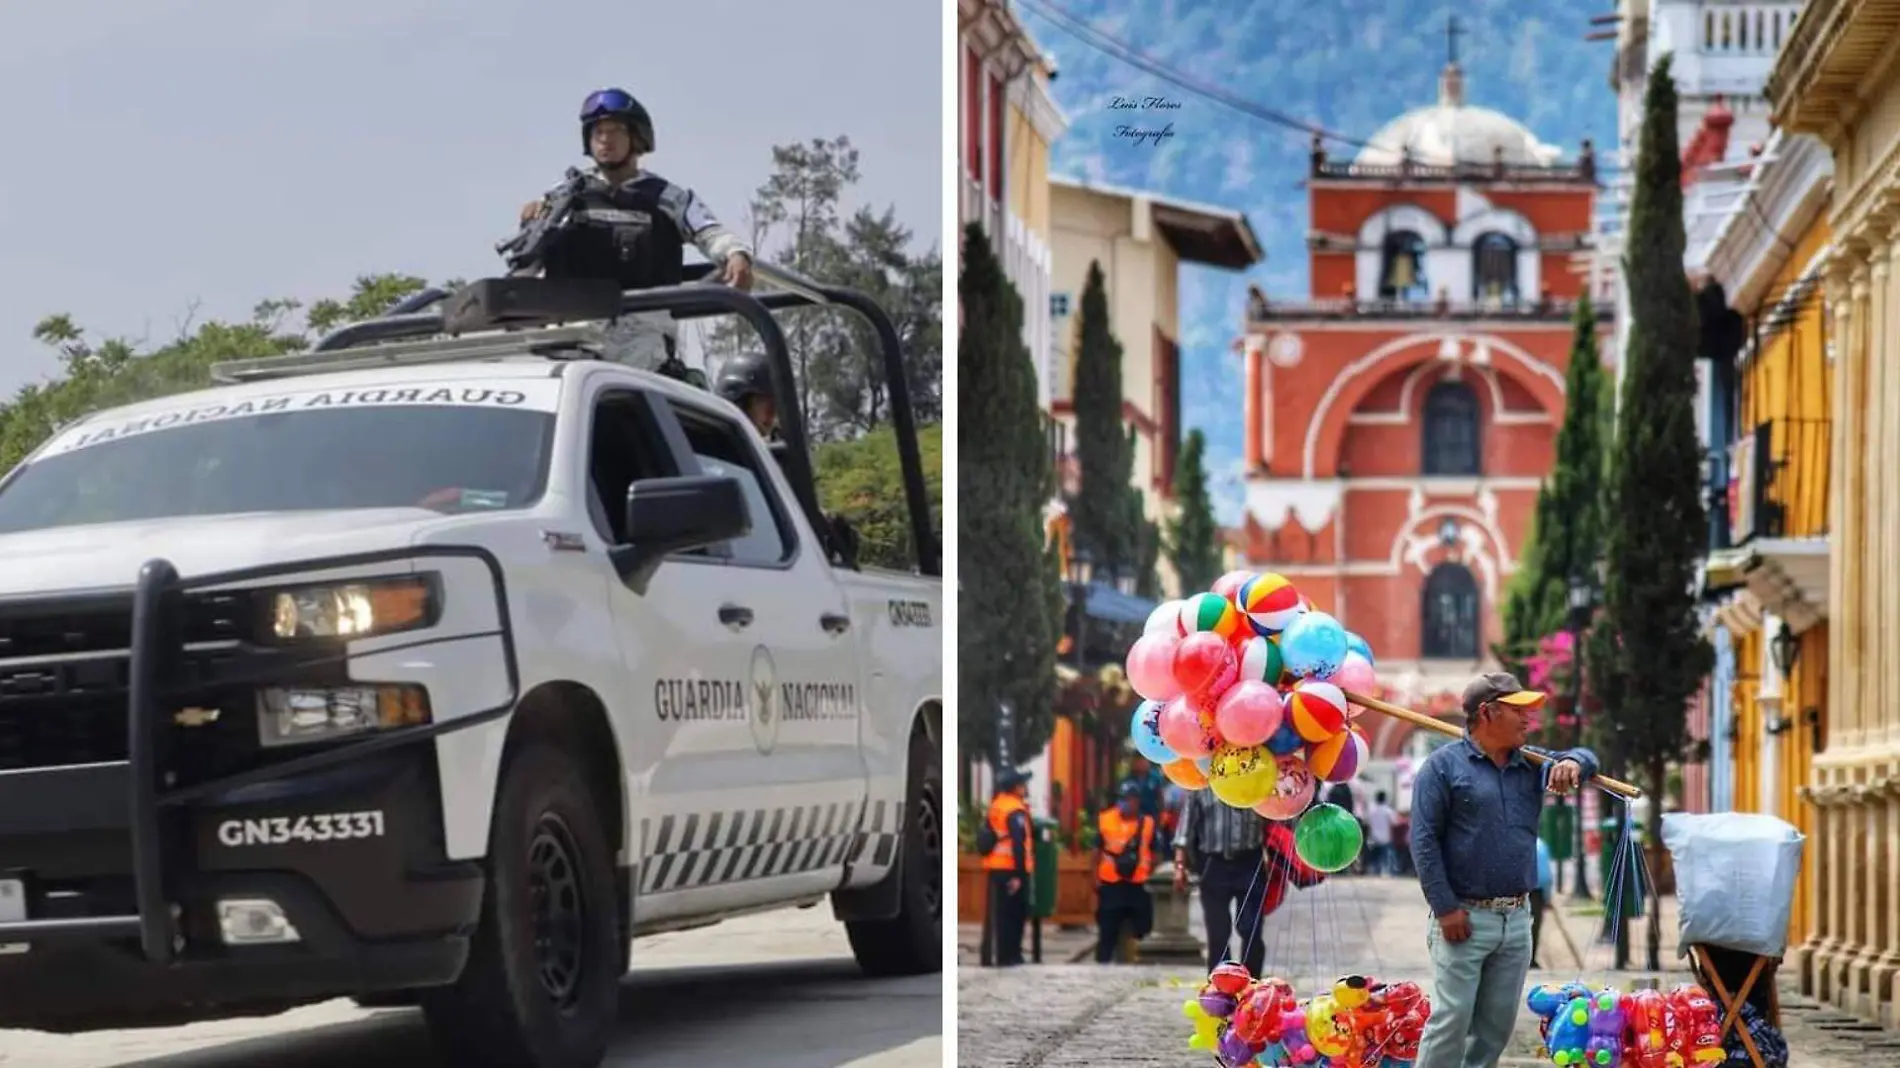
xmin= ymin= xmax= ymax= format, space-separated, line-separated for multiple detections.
xmin=715 ymin=351 xmax=775 ymax=407
xmin=580 ymin=87 xmax=654 ymax=155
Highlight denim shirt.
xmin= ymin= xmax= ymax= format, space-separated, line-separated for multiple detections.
xmin=1410 ymin=735 xmax=1599 ymax=916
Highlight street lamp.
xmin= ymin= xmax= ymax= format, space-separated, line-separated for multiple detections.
xmin=1566 ymin=572 xmax=1594 ymax=901
xmin=1769 ymin=621 xmax=1800 ymax=682
xmin=1068 ymin=547 xmax=1094 ymax=671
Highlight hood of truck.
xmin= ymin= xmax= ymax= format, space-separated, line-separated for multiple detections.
xmin=0 ymin=510 xmax=453 ymax=596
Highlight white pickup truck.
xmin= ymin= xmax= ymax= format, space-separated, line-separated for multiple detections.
xmin=0 ymin=269 xmax=943 ymax=1068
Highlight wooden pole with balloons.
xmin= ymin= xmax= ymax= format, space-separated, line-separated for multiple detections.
xmin=1127 ymin=568 xmax=1647 ymax=1068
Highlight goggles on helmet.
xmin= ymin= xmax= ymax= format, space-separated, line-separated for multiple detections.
xmin=580 ymin=88 xmax=637 ymax=121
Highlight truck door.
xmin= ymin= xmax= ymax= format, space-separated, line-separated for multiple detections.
xmin=646 ymin=395 xmax=867 ymax=910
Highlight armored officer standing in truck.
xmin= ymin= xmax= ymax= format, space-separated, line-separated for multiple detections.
xmin=518 ymin=87 xmax=756 ymax=370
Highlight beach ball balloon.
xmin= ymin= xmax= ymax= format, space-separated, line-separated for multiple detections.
xmin=1236 ymin=572 xmax=1304 ymax=635
xmin=1264 ymin=720 xmax=1306 ymax=757
xmin=1238 ymin=635 xmax=1286 ymax=686
xmin=1307 ymin=725 xmax=1365 ymax=783
xmin=1208 ymin=743 xmax=1278 ymax=809
xmin=1288 ymin=680 xmax=1349 ymax=743
xmin=1280 ymin=611 xmax=1350 ymax=679
xmin=1214 ymin=680 xmax=1284 ymax=747
xmin=1294 ymin=802 xmax=1363 ymax=874
xmin=1162 ymin=757 xmax=1208 ymax=790
xmin=1173 ymin=631 xmax=1239 ymax=698
xmin=1253 ymin=754 xmax=1318 ymax=820
xmin=1344 ymin=631 xmax=1374 ymax=665
xmin=1330 ymin=651 xmax=1378 ymax=710
xmin=1126 ymin=633 xmax=1183 ymax=702
xmin=1158 ymin=695 xmax=1220 ymax=760
xmin=1182 ymin=591 xmax=1245 ymax=640
xmin=1211 ymin=570 xmax=1256 ymax=601
xmin=1144 ymin=599 xmax=1187 ymax=637
xmin=1130 ymin=700 xmax=1178 ymax=765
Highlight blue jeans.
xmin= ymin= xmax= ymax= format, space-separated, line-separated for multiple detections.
xmin=1416 ymin=904 xmax=1533 ymax=1068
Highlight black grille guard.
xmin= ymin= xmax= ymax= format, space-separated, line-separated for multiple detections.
xmin=0 ymin=545 xmax=519 ymax=962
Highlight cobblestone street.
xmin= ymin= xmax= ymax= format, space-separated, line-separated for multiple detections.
xmin=956 ymin=876 xmax=1894 ymax=1068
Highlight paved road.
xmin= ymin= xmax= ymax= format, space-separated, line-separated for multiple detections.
xmin=957 ymin=875 xmax=1884 ymax=1068
xmin=0 ymin=906 xmax=941 ymax=1067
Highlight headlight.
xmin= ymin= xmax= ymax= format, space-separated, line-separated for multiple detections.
xmin=257 ymin=684 xmax=431 ymax=748
xmin=265 ymin=575 xmax=438 ymax=642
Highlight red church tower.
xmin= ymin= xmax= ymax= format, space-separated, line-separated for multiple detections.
xmin=1234 ymin=48 xmax=1609 ymax=765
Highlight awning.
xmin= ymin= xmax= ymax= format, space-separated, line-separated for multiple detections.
xmin=1073 ymin=581 xmax=1160 ymax=626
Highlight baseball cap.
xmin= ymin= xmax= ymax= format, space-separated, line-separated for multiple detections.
xmin=1461 ymin=671 xmax=1547 ymax=717
xmin=1118 ymin=779 xmax=1141 ymax=798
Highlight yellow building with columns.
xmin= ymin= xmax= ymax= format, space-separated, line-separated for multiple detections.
xmin=1700 ymin=126 xmax=1834 ymax=960
xmin=1768 ymin=2 xmax=1900 ymax=1027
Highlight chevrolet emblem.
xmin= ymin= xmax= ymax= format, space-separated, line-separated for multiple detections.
xmin=174 ymin=707 xmax=220 ymax=728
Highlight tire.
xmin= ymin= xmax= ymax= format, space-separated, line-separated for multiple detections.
xmin=420 ymin=743 xmax=622 ymax=1068
xmin=845 ymin=727 xmax=943 ymax=976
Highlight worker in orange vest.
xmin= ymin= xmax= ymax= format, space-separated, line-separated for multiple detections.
xmin=1095 ymin=780 xmax=1156 ymax=963
xmin=980 ymin=767 xmax=1034 ymax=966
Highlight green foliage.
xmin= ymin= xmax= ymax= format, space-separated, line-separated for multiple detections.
xmin=1166 ymin=429 xmax=1222 ymax=595
xmin=1588 ymin=54 xmax=1713 ymax=790
xmin=1069 ymin=261 xmax=1141 ymax=577
xmin=0 ymin=275 xmax=431 ymax=473
xmin=1495 ymin=292 xmax=1611 ymax=709
xmin=813 ymin=423 xmax=942 ymax=571
xmin=958 ymin=222 xmax=1061 ymax=764
xmin=698 ymin=136 xmax=942 ymax=442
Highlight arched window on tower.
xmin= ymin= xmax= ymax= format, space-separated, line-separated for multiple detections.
xmin=1421 ymin=380 xmax=1482 ymax=475
xmin=1421 ymin=563 xmax=1480 ymax=659
xmin=1379 ymin=230 xmax=1430 ymax=303
xmin=1471 ymin=232 xmax=1519 ymax=306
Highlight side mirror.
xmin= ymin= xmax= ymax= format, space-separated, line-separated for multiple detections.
xmin=609 ymin=475 xmax=751 ymax=580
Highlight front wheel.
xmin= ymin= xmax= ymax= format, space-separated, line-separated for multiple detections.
xmin=845 ymin=728 xmax=943 ymax=976
xmin=421 ymin=743 xmax=622 ymax=1068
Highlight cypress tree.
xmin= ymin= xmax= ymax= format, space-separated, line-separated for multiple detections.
xmin=1070 ymin=261 xmax=1140 ymax=574
xmin=1588 ymin=54 xmax=1713 ymax=970
xmin=958 ymin=223 xmax=1061 ymax=764
xmin=1167 ymin=429 xmax=1222 ymax=594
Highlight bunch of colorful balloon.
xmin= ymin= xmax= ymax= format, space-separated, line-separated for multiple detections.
xmin=1183 ymin=964 xmax=1434 ymax=1068
xmin=1125 ymin=569 xmax=1379 ymax=873
xmin=1524 ymin=981 xmax=1726 ymax=1067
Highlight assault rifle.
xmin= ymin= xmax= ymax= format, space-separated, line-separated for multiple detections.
xmin=495 ymin=167 xmax=590 ymax=275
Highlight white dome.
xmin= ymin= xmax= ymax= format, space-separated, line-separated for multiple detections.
xmin=1354 ymin=65 xmax=1564 ymax=168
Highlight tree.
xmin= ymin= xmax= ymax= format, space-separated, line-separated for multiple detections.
xmin=1588 ymin=53 xmax=1713 ymax=971
xmin=1069 ymin=260 xmax=1140 ymax=576
xmin=1494 ymin=292 xmax=1611 ymax=744
xmin=813 ymin=423 xmax=942 ymax=571
xmin=1167 ymin=429 xmax=1221 ymax=594
xmin=0 ymin=274 xmax=432 ymax=472
xmin=958 ymin=223 xmax=1061 ymax=765
xmin=698 ymin=137 xmax=943 ymax=441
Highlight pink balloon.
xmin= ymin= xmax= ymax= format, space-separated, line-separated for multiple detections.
xmin=1158 ymin=695 xmax=1218 ymax=760
xmin=1214 ymin=680 xmax=1285 ymax=747
xmin=1127 ymin=633 xmax=1183 ymax=702
xmin=1331 ymin=652 xmax=1378 ymax=715
xmin=1253 ymin=754 xmax=1317 ymax=821
xmin=1211 ymin=570 xmax=1256 ymax=601
xmin=1174 ymin=632 xmax=1239 ymax=699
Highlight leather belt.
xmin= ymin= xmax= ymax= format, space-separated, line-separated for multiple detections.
xmin=1463 ymin=894 xmax=1529 ymax=912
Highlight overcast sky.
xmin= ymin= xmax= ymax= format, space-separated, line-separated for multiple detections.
xmin=0 ymin=0 xmax=941 ymax=395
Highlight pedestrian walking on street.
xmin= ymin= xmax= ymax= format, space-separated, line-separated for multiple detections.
xmin=979 ymin=768 xmax=1034 ymax=967
xmin=1411 ymin=672 xmax=1598 ymax=1068
xmin=1173 ymin=785 xmax=1269 ymax=976
xmin=1094 ymin=781 xmax=1156 ymax=963
xmin=1364 ymin=791 xmax=1398 ymax=876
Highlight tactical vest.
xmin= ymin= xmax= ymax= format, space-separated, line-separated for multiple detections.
xmin=543 ymin=174 xmax=687 ymax=291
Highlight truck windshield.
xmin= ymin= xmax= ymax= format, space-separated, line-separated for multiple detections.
xmin=0 ymin=404 xmax=554 ymax=535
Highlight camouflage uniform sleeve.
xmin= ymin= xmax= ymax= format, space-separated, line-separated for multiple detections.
xmin=654 ymin=180 xmax=753 ymax=264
